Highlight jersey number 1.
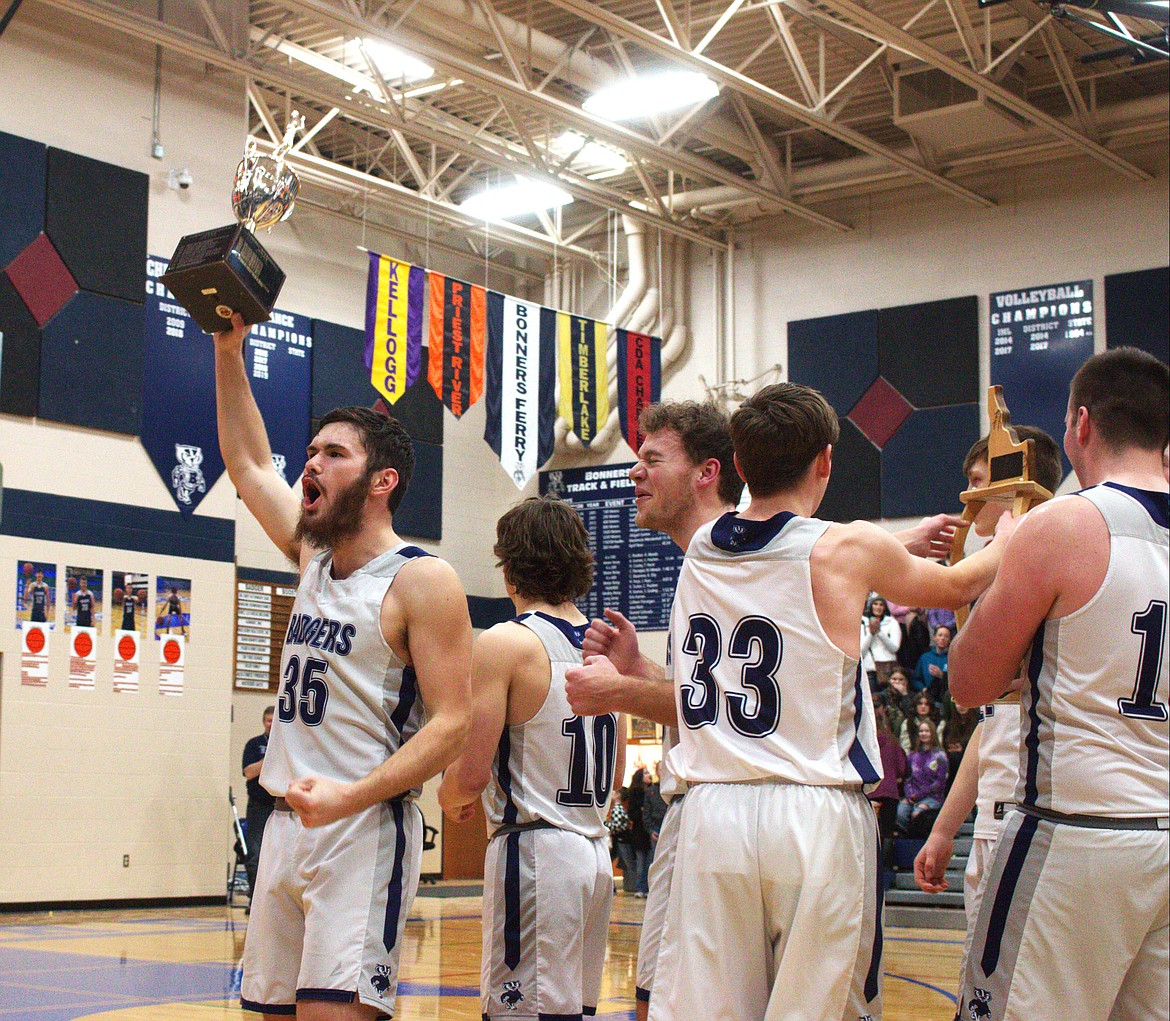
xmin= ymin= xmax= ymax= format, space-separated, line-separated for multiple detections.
xmin=1118 ymin=600 xmax=1168 ymax=721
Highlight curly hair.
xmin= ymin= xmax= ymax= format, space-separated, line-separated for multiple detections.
xmin=494 ymin=495 xmax=594 ymax=605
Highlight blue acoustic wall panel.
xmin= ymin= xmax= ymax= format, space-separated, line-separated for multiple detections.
xmin=0 ymin=131 xmax=46 ymax=269
xmin=45 ymin=147 xmax=148 ymax=305
xmin=819 ymin=419 xmax=881 ymax=523
xmin=787 ymin=309 xmax=879 ymax=413
xmin=881 ymin=403 xmax=980 ymax=520
xmin=39 ymin=291 xmax=145 ymax=435
xmin=311 ymin=319 xmax=443 ymax=445
xmin=788 ymin=295 xmax=980 ymax=521
xmin=394 ymin=437 xmax=442 ymax=541
xmin=1106 ymin=267 xmax=1169 ymax=364
xmin=878 ymin=296 xmax=979 ymax=409
xmin=0 ymin=273 xmax=41 ymax=417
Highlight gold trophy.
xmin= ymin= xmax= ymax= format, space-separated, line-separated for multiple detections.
xmin=161 ymin=113 xmax=304 ymax=334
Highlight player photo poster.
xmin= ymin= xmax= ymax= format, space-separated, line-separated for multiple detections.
xmin=113 ymin=571 xmax=149 ymax=638
xmin=16 ymin=560 xmax=55 ymax=629
xmin=65 ymin=566 xmax=103 ymax=634
xmin=159 ymin=633 xmax=185 ymax=696
xmin=155 ymin=576 xmax=190 ymax=640
xmin=21 ymin=621 xmax=50 ymax=687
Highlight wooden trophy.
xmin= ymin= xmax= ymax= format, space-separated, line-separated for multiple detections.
xmin=947 ymin=386 xmax=1053 ymax=630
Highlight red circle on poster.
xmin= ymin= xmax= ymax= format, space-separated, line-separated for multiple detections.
xmin=26 ymin=627 xmax=45 ymax=654
xmin=163 ymin=639 xmax=182 ymax=664
xmin=73 ymin=632 xmax=93 ymax=657
xmin=118 ymin=635 xmax=138 ymax=660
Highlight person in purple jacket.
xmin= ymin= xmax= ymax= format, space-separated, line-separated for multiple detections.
xmin=897 ymin=719 xmax=948 ymax=835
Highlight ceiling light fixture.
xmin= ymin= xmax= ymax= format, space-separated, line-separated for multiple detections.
xmin=459 ymin=178 xmax=574 ymax=221
xmin=550 ymin=131 xmax=630 ymax=177
xmin=582 ymin=70 xmax=720 ymax=122
xmin=353 ymin=38 xmax=434 ymax=83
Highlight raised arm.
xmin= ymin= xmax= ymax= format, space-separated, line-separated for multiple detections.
xmin=856 ymin=513 xmax=1016 ymax=612
xmin=950 ymin=497 xmax=1103 ymax=708
xmin=213 ymin=313 xmax=303 ymax=565
xmin=286 ymin=558 xmax=473 ymax=826
xmin=438 ymin=625 xmax=520 ymax=822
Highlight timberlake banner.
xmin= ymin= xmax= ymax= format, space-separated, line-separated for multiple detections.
xmin=484 ymin=294 xmax=556 ymax=489
xmin=556 ymin=312 xmax=608 ymax=447
xmin=615 ymin=328 xmax=661 ymax=455
xmin=365 ymin=251 xmax=424 ymax=405
xmin=427 ymin=272 xmax=485 ymax=418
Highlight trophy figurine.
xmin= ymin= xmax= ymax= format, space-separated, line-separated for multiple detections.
xmin=161 ymin=112 xmax=305 ymax=334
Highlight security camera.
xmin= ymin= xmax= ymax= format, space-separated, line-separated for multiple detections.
xmin=167 ymin=168 xmax=193 ymax=191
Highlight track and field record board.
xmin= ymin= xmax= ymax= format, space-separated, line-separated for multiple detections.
xmin=540 ymin=464 xmax=682 ymax=630
xmin=234 ymin=574 xmax=297 ymax=691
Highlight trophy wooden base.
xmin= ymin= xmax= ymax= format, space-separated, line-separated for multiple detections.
xmin=160 ymin=223 xmax=285 ymax=335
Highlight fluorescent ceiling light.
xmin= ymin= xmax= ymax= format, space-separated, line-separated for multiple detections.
xmin=550 ymin=131 xmax=630 ymax=177
xmin=355 ymin=38 xmax=434 ymax=83
xmin=252 ymin=29 xmax=449 ymax=98
xmin=460 ymin=178 xmax=574 ymax=221
xmin=582 ymin=71 xmax=719 ymax=122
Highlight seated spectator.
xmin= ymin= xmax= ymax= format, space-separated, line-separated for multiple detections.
xmin=860 ymin=595 xmax=902 ymax=689
xmin=897 ymin=720 xmax=949 ymax=837
xmin=940 ymin=696 xmax=980 ymax=793
xmin=877 ymin=666 xmax=914 ymax=738
xmin=868 ymin=703 xmax=908 ymax=867
xmin=913 ymin=624 xmax=952 ymax=700
xmin=899 ymin=692 xmax=942 ymax=752
xmin=897 ymin=607 xmax=932 ymax=673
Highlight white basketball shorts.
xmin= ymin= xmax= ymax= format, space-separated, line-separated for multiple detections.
xmin=636 ymin=796 xmax=683 ymax=1004
xmin=649 ymin=781 xmax=883 ymax=1021
xmin=482 ymin=825 xmax=613 ymax=1019
xmin=959 ymin=811 xmax=1169 ymax=1021
xmin=240 ymin=799 xmax=422 ymax=1017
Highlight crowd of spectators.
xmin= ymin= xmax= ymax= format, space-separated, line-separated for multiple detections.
xmin=864 ymin=593 xmax=979 ymax=851
xmin=606 ymin=763 xmax=665 ymax=895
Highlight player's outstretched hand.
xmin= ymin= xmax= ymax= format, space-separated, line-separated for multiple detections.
xmin=913 ymin=831 xmax=954 ymax=893
xmin=904 ymin=513 xmax=966 ymax=560
xmin=583 ymin=608 xmax=641 ymax=674
xmin=285 ymin=775 xmax=352 ymax=828
xmin=565 ymin=654 xmax=624 ymax=717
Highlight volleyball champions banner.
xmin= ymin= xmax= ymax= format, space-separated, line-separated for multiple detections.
xmin=484 ymin=294 xmax=557 ymax=489
xmin=557 ymin=312 xmax=608 ymax=446
xmin=615 ymin=328 xmax=661 ymax=454
xmin=365 ymin=251 xmax=424 ymax=405
xmin=427 ymin=272 xmax=485 ymax=418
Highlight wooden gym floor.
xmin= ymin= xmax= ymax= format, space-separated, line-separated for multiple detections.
xmin=0 ymin=888 xmax=964 ymax=1019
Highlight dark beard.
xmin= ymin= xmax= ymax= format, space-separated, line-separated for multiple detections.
xmin=294 ymin=471 xmax=371 ymax=550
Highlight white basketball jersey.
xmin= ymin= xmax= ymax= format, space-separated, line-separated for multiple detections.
xmin=261 ymin=545 xmax=430 ymax=799
xmin=1018 ymin=483 xmax=1169 ymax=817
xmin=974 ymin=700 xmax=1020 ymax=840
xmin=483 ymin=612 xmax=618 ymax=839
xmin=667 ymin=512 xmax=881 ymax=788
xmin=657 ymin=726 xmax=686 ymax=803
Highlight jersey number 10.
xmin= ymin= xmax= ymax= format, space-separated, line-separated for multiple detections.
xmin=557 ymin=713 xmax=618 ymax=808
